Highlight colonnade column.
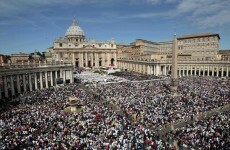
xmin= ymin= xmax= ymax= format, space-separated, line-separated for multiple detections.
xmin=45 ymin=71 xmax=48 ymax=88
xmin=29 ymin=73 xmax=32 ymax=91
xmin=4 ymin=76 xmax=8 ymax=98
xmin=34 ymin=73 xmax=38 ymax=90
xmin=50 ymin=71 xmax=53 ymax=86
xmin=178 ymin=66 xmax=181 ymax=77
xmin=17 ymin=74 xmax=21 ymax=94
xmin=10 ymin=75 xmax=15 ymax=96
xmin=207 ymin=66 xmax=210 ymax=76
xmin=186 ymin=66 xmax=189 ymax=76
xmin=182 ymin=66 xmax=185 ymax=76
xmin=198 ymin=68 xmax=201 ymax=76
xmin=40 ymin=72 xmax=43 ymax=89
xmin=23 ymin=74 xmax=27 ymax=93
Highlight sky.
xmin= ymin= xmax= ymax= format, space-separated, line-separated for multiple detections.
xmin=0 ymin=0 xmax=230 ymax=55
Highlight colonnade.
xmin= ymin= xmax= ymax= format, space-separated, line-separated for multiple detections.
xmin=0 ymin=67 xmax=73 ymax=99
xmin=117 ymin=61 xmax=230 ymax=77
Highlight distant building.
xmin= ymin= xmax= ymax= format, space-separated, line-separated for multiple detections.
xmin=177 ymin=33 xmax=220 ymax=61
xmin=31 ymin=51 xmax=41 ymax=61
xmin=11 ymin=53 xmax=30 ymax=64
xmin=0 ymin=54 xmax=4 ymax=65
xmin=218 ymin=50 xmax=230 ymax=60
xmin=117 ymin=33 xmax=220 ymax=61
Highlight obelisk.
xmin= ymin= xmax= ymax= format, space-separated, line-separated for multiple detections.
xmin=170 ymin=33 xmax=178 ymax=92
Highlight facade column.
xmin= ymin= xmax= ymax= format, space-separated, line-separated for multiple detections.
xmin=0 ymin=83 xmax=1 ymax=100
xmin=216 ymin=66 xmax=219 ymax=77
xmin=17 ymin=74 xmax=21 ymax=94
xmin=34 ymin=73 xmax=38 ymax=90
xmin=72 ymin=52 xmax=75 ymax=68
xmin=45 ymin=71 xmax=48 ymax=88
xmin=207 ymin=66 xmax=210 ymax=76
xmin=190 ymin=66 xmax=192 ymax=76
xmin=107 ymin=53 xmax=111 ymax=67
xmin=4 ymin=76 xmax=8 ymax=98
xmin=212 ymin=66 xmax=215 ymax=76
xmin=227 ymin=67 xmax=229 ymax=77
xmin=178 ymin=66 xmax=181 ymax=77
xmin=203 ymin=66 xmax=205 ymax=77
xmin=40 ymin=72 xmax=43 ymax=89
xmin=63 ymin=70 xmax=66 ymax=85
xmin=114 ymin=52 xmax=117 ymax=67
xmin=198 ymin=67 xmax=201 ymax=76
xmin=85 ymin=52 xmax=88 ymax=67
xmin=29 ymin=73 xmax=32 ymax=91
xmin=50 ymin=71 xmax=53 ymax=86
xmin=55 ymin=71 xmax=58 ymax=79
xmin=153 ymin=65 xmax=155 ymax=75
xmin=164 ymin=65 xmax=167 ymax=76
xmin=23 ymin=74 xmax=27 ymax=93
xmin=55 ymin=71 xmax=58 ymax=85
xmin=194 ymin=66 xmax=197 ymax=76
xmin=70 ymin=70 xmax=73 ymax=83
xmin=10 ymin=75 xmax=15 ymax=96
xmin=221 ymin=66 xmax=224 ymax=77
xmin=182 ymin=66 xmax=185 ymax=76
xmin=79 ymin=53 xmax=83 ymax=67
xmin=90 ymin=53 xmax=94 ymax=67
xmin=95 ymin=53 xmax=99 ymax=68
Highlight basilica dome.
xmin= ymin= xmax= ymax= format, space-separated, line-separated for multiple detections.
xmin=65 ymin=19 xmax=85 ymax=37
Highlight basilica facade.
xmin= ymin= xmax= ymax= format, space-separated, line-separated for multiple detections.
xmin=46 ymin=19 xmax=117 ymax=68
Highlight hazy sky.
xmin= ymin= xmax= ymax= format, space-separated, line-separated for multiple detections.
xmin=0 ymin=0 xmax=230 ymax=55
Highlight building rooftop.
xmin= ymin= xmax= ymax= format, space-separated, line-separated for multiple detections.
xmin=177 ymin=33 xmax=220 ymax=40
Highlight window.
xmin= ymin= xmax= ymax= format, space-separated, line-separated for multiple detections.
xmin=59 ymin=43 xmax=62 ymax=47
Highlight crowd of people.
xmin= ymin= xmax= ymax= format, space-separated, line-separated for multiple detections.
xmin=174 ymin=111 xmax=229 ymax=149
xmin=0 ymin=83 xmax=174 ymax=149
xmin=111 ymin=71 xmax=162 ymax=81
xmin=0 ymin=71 xmax=229 ymax=150
xmin=88 ymin=76 xmax=229 ymax=129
